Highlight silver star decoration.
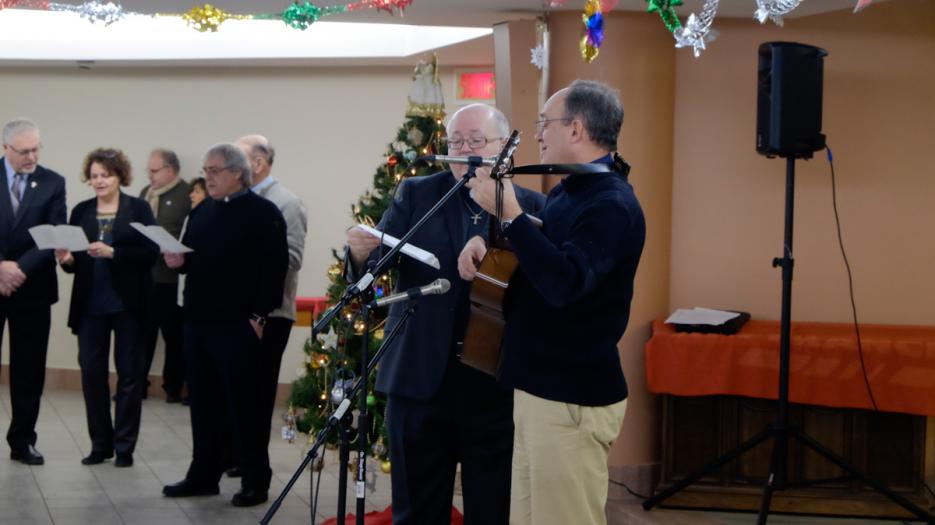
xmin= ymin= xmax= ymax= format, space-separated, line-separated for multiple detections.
xmin=317 ymin=326 xmax=338 ymax=350
xmin=754 ymin=0 xmax=802 ymax=27
xmin=674 ymin=0 xmax=719 ymax=58
xmin=530 ymin=44 xmax=547 ymax=70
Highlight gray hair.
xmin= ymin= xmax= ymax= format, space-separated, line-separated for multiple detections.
xmin=563 ymin=80 xmax=623 ymax=150
xmin=448 ymin=103 xmax=511 ymax=137
xmin=204 ymin=143 xmax=251 ymax=186
xmin=150 ymin=148 xmax=181 ymax=174
xmin=250 ymin=141 xmax=275 ymax=167
xmin=2 ymin=118 xmax=39 ymax=145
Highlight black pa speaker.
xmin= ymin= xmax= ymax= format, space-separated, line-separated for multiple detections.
xmin=756 ymin=42 xmax=828 ymax=159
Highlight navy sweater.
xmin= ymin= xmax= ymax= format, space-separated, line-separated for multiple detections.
xmin=499 ymin=161 xmax=645 ymax=406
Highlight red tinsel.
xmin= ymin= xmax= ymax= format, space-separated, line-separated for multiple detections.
xmin=347 ymin=0 xmax=413 ymax=14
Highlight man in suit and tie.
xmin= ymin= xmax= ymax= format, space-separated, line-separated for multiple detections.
xmin=0 ymin=118 xmax=67 ymax=465
xmin=346 ymin=104 xmax=545 ymax=525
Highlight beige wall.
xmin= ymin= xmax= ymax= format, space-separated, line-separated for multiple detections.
xmin=670 ymin=0 xmax=935 ymax=324
xmin=547 ymin=10 xmax=677 ymax=468
xmin=0 ymin=64 xmax=477 ymax=381
xmin=539 ymin=0 xmax=935 ymax=472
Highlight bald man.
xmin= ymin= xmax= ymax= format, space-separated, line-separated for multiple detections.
xmin=346 ymin=104 xmax=545 ymax=524
xmin=236 ymin=134 xmax=308 ymax=490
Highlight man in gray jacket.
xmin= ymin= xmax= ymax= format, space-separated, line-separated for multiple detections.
xmin=140 ymin=148 xmax=191 ymax=402
xmin=237 ymin=134 xmax=308 ymax=481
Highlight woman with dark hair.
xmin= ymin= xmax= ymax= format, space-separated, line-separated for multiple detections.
xmin=189 ymin=177 xmax=206 ymax=209
xmin=55 ymin=148 xmax=158 ymax=467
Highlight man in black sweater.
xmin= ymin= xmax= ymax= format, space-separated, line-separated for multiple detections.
xmin=459 ymin=80 xmax=645 ymax=525
xmin=162 ymin=143 xmax=288 ymax=507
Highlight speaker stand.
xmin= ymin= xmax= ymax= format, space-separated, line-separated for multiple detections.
xmin=642 ymin=156 xmax=935 ymax=524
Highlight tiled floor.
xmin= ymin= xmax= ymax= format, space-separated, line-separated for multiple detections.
xmin=0 ymin=387 xmax=927 ymax=524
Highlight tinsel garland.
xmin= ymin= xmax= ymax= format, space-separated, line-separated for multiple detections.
xmin=754 ymin=0 xmax=802 ymax=27
xmin=0 ymin=0 xmax=414 ymax=32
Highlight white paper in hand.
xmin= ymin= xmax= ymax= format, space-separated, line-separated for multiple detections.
xmin=355 ymin=224 xmax=440 ymax=269
xmin=130 ymin=223 xmax=192 ymax=253
xmin=28 ymin=224 xmax=90 ymax=251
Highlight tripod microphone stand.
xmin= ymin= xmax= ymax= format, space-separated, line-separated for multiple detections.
xmin=642 ymin=155 xmax=934 ymax=523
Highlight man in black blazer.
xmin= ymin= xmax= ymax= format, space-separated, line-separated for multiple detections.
xmin=0 ymin=118 xmax=67 ymax=465
xmin=346 ymin=104 xmax=545 ymax=525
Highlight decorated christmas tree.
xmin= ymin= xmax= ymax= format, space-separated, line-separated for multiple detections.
xmin=287 ymin=56 xmax=447 ymax=470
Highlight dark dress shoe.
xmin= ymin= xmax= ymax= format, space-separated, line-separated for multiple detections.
xmin=225 ymin=466 xmax=242 ymax=478
xmin=10 ymin=445 xmax=44 ymax=465
xmin=81 ymin=451 xmax=113 ymax=465
xmin=114 ymin=453 xmax=133 ymax=467
xmin=231 ymin=488 xmax=268 ymax=507
xmin=163 ymin=479 xmax=220 ymax=498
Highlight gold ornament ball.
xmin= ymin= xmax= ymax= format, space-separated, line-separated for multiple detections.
xmin=380 ymin=460 xmax=392 ymax=474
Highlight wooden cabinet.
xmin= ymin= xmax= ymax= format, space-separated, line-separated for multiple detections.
xmin=658 ymin=394 xmax=932 ymax=519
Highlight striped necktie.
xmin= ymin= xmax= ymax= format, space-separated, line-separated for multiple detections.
xmin=11 ymin=172 xmax=25 ymax=213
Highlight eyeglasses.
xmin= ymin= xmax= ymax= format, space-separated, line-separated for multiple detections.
xmin=146 ymin=166 xmax=169 ymax=176
xmin=6 ymin=144 xmax=42 ymax=157
xmin=535 ymin=118 xmax=571 ymax=133
xmin=200 ymin=166 xmax=232 ymax=176
xmin=443 ymin=136 xmax=504 ymax=150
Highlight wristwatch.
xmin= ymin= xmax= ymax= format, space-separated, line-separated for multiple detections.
xmin=250 ymin=313 xmax=267 ymax=326
xmin=501 ymin=214 xmax=521 ymax=231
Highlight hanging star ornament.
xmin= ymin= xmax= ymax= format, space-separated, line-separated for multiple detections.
xmin=317 ymin=326 xmax=338 ymax=350
xmin=530 ymin=44 xmax=546 ymax=70
xmin=754 ymin=0 xmax=802 ymax=26
xmin=674 ymin=0 xmax=718 ymax=57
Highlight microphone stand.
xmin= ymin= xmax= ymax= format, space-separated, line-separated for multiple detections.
xmin=264 ymin=156 xmax=489 ymax=525
xmin=261 ymin=304 xmax=416 ymax=525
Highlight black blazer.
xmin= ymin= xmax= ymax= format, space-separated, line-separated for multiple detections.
xmin=62 ymin=192 xmax=158 ymax=333
xmin=0 ymin=160 xmax=67 ymax=309
xmin=351 ymin=171 xmax=545 ymax=401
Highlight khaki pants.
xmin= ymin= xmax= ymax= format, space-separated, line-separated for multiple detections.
xmin=510 ymin=389 xmax=627 ymax=525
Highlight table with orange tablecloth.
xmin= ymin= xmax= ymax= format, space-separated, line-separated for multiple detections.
xmin=296 ymin=296 xmax=330 ymax=327
xmin=645 ymin=318 xmax=935 ymax=417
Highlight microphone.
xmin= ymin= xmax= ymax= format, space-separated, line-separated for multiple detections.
xmin=371 ymin=278 xmax=451 ymax=307
xmin=418 ymin=155 xmax=498 ymax=166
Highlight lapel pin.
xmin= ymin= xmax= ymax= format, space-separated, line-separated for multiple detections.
xmin=166 ymin=200 xmax=172 ymax=206
xmin=30 ymin=181 xmax=37 ymax=188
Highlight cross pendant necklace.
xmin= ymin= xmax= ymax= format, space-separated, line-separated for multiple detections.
xmin=462 ymin=196 xmax=485 ymax=226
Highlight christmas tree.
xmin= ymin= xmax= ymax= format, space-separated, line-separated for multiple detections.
xmin=287 ymin=56 xmax=447 ymax=468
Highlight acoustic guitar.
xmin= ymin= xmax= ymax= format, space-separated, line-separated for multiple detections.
xmin=460 ymin=154 xmax=630 ymax=376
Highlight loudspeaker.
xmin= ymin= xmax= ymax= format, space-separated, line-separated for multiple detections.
xmin=756 ymin=42 xmax=828 ymax=159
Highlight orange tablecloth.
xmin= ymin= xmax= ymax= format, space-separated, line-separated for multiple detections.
xmin=645 ymin=319 xmax=935 ymax=417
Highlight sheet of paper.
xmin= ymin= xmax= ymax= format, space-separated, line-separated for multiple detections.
xmin=28 ymin=224 xmax=90 ymax=251
xmin=665 ymin=307 xmax=740 ymax=326
xmin=131 ymin=222 xmax=193 ymax=253
xmin=355 ymin=224 xmax=440 ymax=270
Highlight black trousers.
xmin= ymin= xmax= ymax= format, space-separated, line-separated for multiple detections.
xmin=0 ymin=305 xmax=50 ymax=451
xmin=184 ymin=321 xmax=270 ymax=490
xmin=253 ymin=317 xmax=292 ymax=472
xmin=77 ymin=311 xmax=144 ymax=455
xmin=387 ymin=360 xmax=514 ymax=525
xmin=142 ymin=282 xmax=185 ymax=397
